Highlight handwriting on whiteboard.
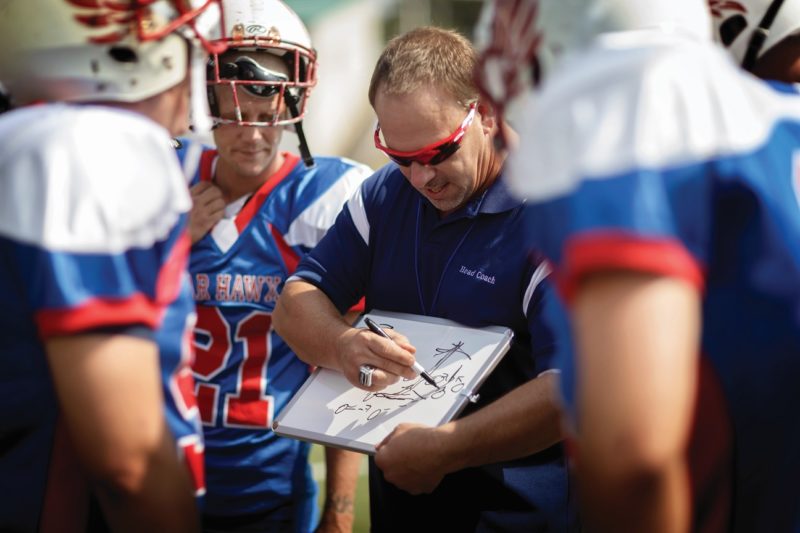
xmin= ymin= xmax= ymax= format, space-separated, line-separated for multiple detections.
xmin=334 ymin=341 xmax=472 ymax=424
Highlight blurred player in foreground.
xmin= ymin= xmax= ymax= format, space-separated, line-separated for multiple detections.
xmin=477 ymin=0 xmax=800 ymax=531
xmin=0 ymin=0 xmax=224 ymax=530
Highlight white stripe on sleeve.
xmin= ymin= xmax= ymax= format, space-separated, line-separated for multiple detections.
xmin=346 ymin=186 xmax=370 ymax=245
xmin=523 ymin=261 xmax=552 ymax=318
xmin=284 ymin=165 xmax=371 ymax=248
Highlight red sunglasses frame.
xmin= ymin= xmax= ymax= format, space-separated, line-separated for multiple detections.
xmin=374 ymin=102 xmax=477 ymax=167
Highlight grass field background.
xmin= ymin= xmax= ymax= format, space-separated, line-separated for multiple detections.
xmin=310 ymin=444 xmax=371 ymax=532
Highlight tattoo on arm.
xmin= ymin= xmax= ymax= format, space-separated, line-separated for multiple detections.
xmin=325 ymin=494 xmax=355 ymax=515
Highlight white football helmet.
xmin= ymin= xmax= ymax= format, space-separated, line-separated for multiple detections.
xmin=474 ymin=0 xmax=543 ymax=147
xmin=475 ymin=0 xmax=712 ymax=119
xmin=709 ymin=0 xmax=800 ymax=70
xmin=0 ymin=0 xmax=224 ymax=108
xmin=207 ymin=0 xmax=317 ymax=164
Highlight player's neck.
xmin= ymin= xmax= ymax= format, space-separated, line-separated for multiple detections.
xmin=214 ymin=152 xmax=285 ymax=204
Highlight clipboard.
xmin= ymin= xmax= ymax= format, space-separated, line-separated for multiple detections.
xmin=273 ymin=309 xmax=514 ymax=454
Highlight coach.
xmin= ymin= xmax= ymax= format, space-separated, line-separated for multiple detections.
xmin=274 ymin=26 xmax=574 ymax=532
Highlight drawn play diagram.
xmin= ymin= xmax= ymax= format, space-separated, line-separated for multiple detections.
xmin=273 ymin=310 xmax=513 ymax=454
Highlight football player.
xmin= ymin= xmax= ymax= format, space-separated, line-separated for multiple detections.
xmin=176 ymin=1 xmax=369 ymax=530
xmin=0 ymin=0 xmax=223 ymax=530
xmin=477 ymin=0 xmax=800 ymax=531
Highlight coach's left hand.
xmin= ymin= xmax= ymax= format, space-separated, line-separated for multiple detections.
xmin=375 ymin=422 xmax=458 ymax=494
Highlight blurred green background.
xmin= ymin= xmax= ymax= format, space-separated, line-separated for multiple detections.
xmin=310 ymin=445 xmax=371 ymax=532
xmin=270 ymin=0 xmax=486 ymax=171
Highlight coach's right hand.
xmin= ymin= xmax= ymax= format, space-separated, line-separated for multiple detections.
xmin=336 ymin=326 xmax=418 ymax=391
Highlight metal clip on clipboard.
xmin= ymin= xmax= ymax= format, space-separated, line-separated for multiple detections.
xmin=457 ymin=389 xmax=480 ymax=404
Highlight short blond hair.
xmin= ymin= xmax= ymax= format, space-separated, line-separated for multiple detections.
xmin=368 ymin=26 xmax=478 ymax=107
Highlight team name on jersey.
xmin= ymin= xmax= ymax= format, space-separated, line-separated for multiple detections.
xmin=193 ymin=273 xmax=282 ymax=303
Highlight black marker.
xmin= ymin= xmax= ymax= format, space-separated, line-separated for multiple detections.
xmin=364 ymin=317 xmax=439 ymax=388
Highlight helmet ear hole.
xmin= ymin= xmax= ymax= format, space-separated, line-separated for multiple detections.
xmin=108 ymin=46 xmax=139 ymax=64
xmin=719 ymin=15 xmax=748 ymax=47
xmin=0 ymin=89 xmax=10 ymax=113
xmin=531 ymin=56 xmax=542 ymax=86
xmin=280 ymin=51 xmax=307 ymax=83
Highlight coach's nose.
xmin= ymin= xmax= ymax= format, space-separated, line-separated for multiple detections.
xmin=406 ymin=161 xmax=436 ymax=190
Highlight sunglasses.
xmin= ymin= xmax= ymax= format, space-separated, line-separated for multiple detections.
xmin=215 ymin=56 xmax=289 ymax=98
xmin=374 ymin=102 xmax=477 ymax=167
xmin=208 ymin=56 xmax=301 ymax=127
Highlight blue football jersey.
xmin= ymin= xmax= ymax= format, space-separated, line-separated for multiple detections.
xmin=0 ymin=104 xmax=202 ymax=529
xmin=509 ymin=35 xmax=800 ymax=531
xmin=176 ymin=139 xmax=371 ymax=518
xmin=155 ymin=265 xmax=206 ymax=499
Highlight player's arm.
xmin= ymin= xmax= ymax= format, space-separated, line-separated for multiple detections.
xmin=311 ymin=311 xmax=363 ymax=532
xmin=45 ymin=332 xmax=200 ymax=533
xmin=315 ymin=447 xmax=361 ymax=533
xmin=571 ymin=271 xmax=699 ymax=533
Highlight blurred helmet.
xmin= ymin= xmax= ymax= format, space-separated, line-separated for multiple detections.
xmin=206 ymin=0 xmax=317 ymax=128
xmin=474 ymin=0 xmax=542 ymax=143
xmin=709 ymin=0 xmax=800 ymax=70
xmin=0 ymin=0 xmax=224 ymax=107
xmin=475 ymin=0 xmax=712 ymax=121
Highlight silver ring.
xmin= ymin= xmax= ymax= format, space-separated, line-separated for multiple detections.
xmin=359 ymin=364 xmax=374 ymax=387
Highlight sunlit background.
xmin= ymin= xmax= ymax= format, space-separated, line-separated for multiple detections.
xmin=282 ymin=0 xmax=484 ymax=170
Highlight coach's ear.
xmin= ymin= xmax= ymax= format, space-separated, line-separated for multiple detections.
xmin=479 ymin=98 xmax=517 ymax=152
xmin=477 ymin=99 xmax=497 ymax=136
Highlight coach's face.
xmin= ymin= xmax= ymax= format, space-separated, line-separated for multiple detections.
xmin=373 ymin=87 xmax=496 ymax=217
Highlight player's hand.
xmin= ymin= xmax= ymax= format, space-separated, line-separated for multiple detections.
xmin=189 ymin=181 xmax=225 ymax=244
xmin=334 ymin=326 xmax=418 ymax=390
xmin=374 ymin=423 xmax=452 ymax=494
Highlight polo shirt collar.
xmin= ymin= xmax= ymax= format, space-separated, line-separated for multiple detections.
xmin=428 ymin=170 xmax=521 ymax=222
xmin=477 ymin=172 xmax=522 ymax=215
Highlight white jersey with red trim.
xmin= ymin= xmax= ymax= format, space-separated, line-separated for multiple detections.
xmin=0 ymin=103 xmax=204 ymax=529
xmin=510 ymin=32 xmax=800 ymax=531
xmin=176 ymin=138 xmax=371 ymax=518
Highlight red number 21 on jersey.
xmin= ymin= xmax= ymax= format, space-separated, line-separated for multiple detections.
xmin=192 ymin=306 xmax=274 ymax=428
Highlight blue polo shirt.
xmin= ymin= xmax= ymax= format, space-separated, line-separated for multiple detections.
xmin=292 ymin=164 xmax=574 ymax=531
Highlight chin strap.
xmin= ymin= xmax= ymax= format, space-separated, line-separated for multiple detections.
xmin=742 ymin=0 xmax=787 ymax=72
xmin=284 ymin=91 xmax=314 ymax=168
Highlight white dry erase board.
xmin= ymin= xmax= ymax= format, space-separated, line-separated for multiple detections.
xmin=273 ymin=310 xmax=514 ymax=454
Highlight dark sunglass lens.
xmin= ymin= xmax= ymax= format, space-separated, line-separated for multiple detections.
xmin=241 ymin=84 xmax=280 ymax=98
xmin=428 ymin=142 xmax=460 ymax=165
xmin=227 ymin=57 xmax=287 ymax=99
xmin=389 ymin=155 xmax=412 ymax=167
